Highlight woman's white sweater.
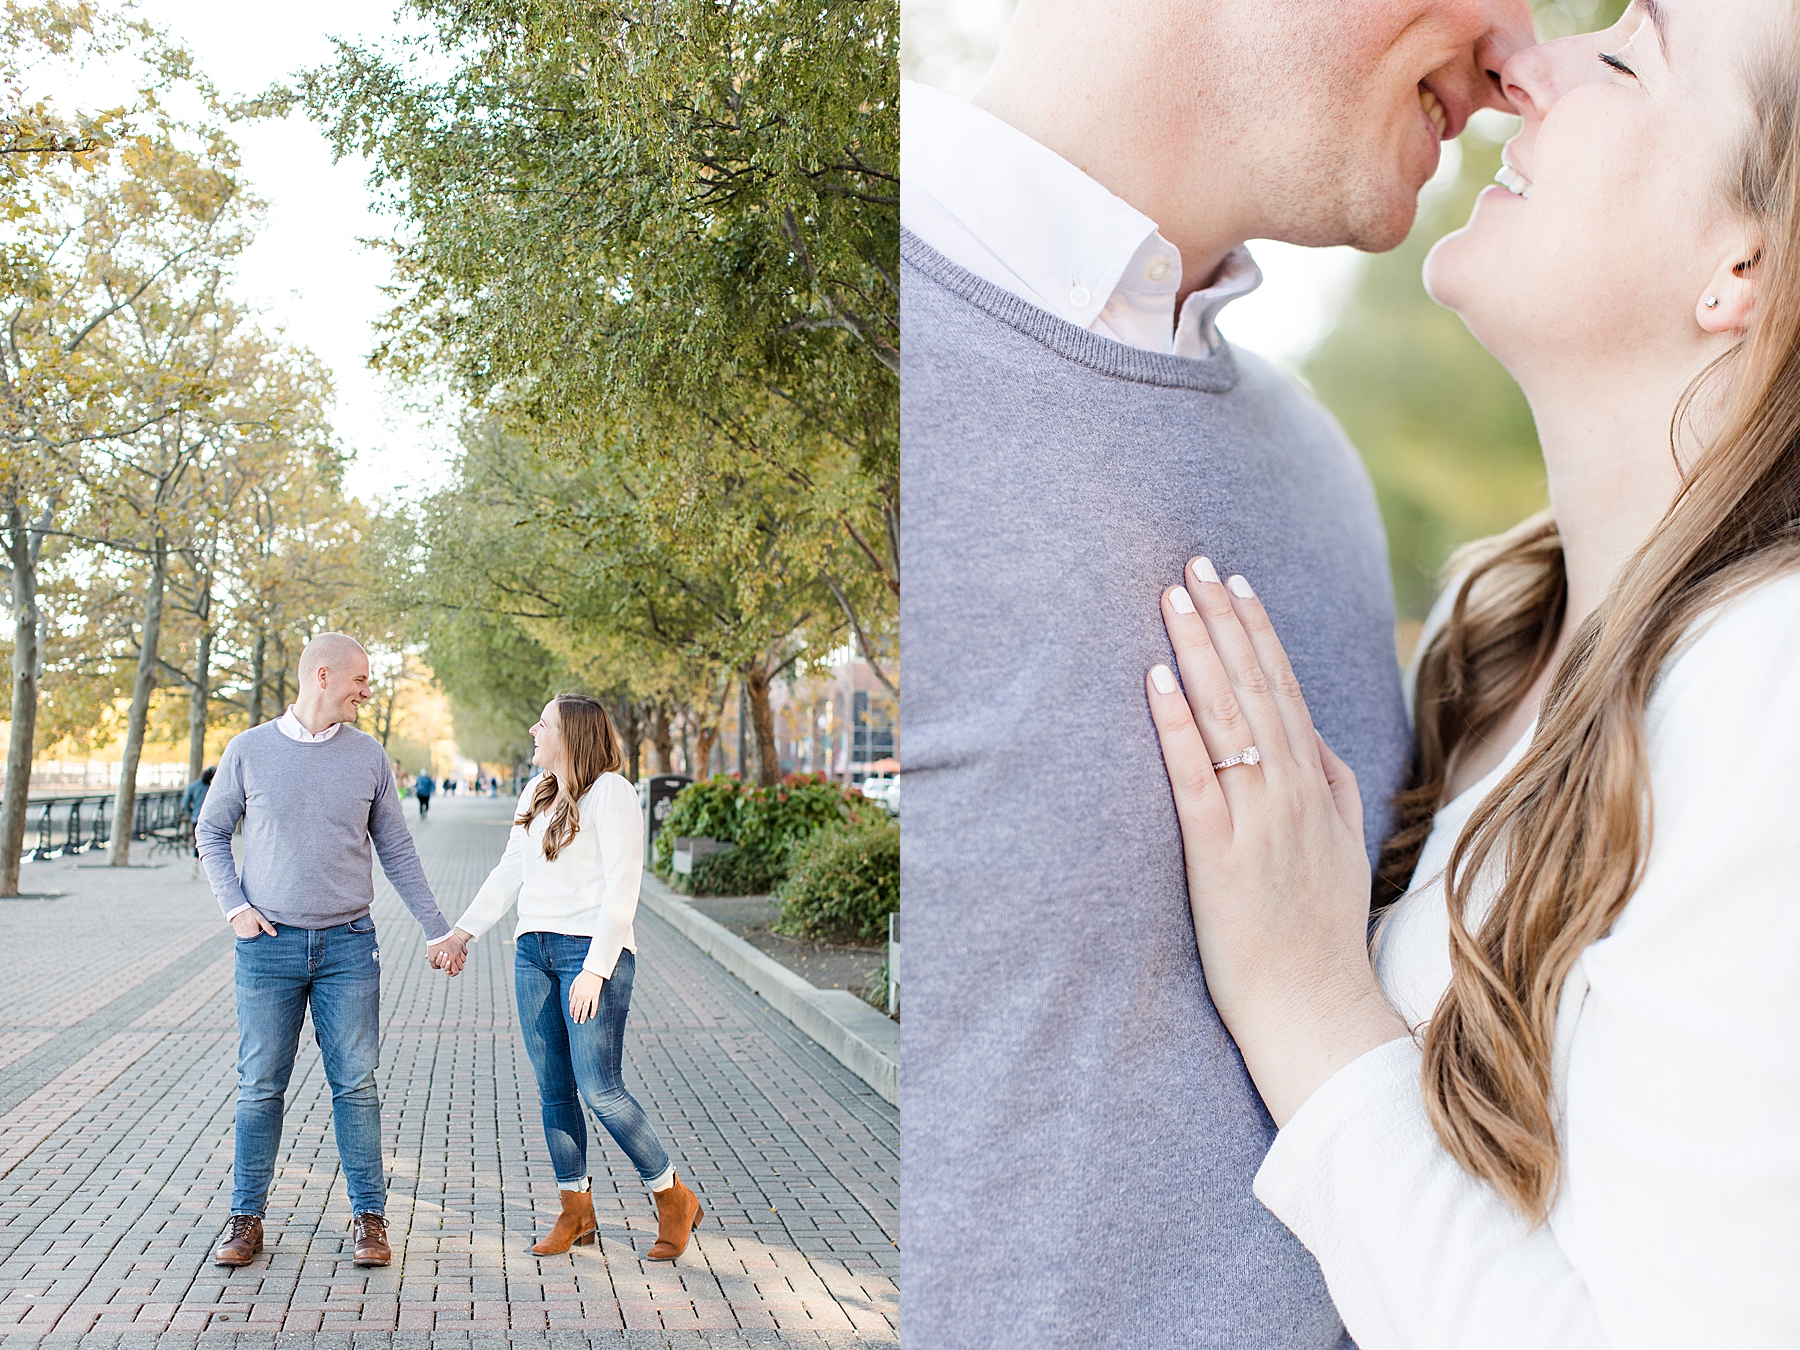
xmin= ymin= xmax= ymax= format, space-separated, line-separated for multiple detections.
xmin=457 ymin=773 xmax=644 ymax=978
xmin=1252 ymin=573 xmax=1800 ymax=1350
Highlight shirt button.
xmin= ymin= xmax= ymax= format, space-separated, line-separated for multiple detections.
xmin=1146 ymin=258 xmax=1171 ymax=283
xmin=1068 ymin=285 xmax=1091 ymax=308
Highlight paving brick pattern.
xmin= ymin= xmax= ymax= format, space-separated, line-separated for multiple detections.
xmin=0 ymin=797 xmax=897 ymax=1350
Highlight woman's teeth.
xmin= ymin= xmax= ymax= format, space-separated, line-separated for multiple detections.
xmin=1495 ymin=163 xmax=1532 ymax=198
xmin=1419 ymin=86 xmax=1448 ymax=139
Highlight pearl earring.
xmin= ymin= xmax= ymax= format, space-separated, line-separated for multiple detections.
xmin=1705 ymin=295 xmax=1721 ymax=309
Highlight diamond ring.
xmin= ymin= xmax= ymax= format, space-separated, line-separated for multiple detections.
xmin=1211 ymin=746 xmax=1261 ymax=772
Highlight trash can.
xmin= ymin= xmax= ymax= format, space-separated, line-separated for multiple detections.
xmin=640 ymin=774 xmax=692 ymax=860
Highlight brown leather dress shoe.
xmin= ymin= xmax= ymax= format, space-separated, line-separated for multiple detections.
xmin=351 ymin=1213 xmax=391 ymax=1267
xmin=213 ymin=1214 xmax=263 ymax=1267
xmin=646 ymin=1172 xmax=703 ymax=1261
xmin=531 ymin=1185 xmax=599 ymax=1255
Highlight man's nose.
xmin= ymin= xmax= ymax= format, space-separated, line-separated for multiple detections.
xmin=1471 ymin=0 xmax=1538 ymax=113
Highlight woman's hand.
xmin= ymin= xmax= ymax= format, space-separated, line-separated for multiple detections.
xmin=569 ymin=970 xmax=605 ymax=1024
xmin=1146 ymin=557 xmax=1408 ymax=1126
xmin=429 ymin=928 xmax=471 ymax=975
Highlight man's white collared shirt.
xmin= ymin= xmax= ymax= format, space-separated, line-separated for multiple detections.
xmin=899 ymin=79 xmax=1261 ymax=358
xmin=276 ymin=706 xmax=344 ymax=744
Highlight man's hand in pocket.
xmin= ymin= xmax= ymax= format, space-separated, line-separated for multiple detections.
xmin=231 ymin=908 xmax=277 ymax=939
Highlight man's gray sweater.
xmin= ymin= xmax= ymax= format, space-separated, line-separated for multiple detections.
xmin=196 ymin=721 xmax=451 ymax=939
xmin=900 ymin=232 xmax=1411 ymax=1348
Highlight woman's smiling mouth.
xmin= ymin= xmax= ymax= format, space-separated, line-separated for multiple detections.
xmin=1495 ymin=162 xmax=1532 ymax=197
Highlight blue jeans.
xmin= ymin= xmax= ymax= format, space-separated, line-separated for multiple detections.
xmin=232 ymin=919 xmax=385 ymax=1217
xmin=514 ymin=935 xmax=670 ymax=1186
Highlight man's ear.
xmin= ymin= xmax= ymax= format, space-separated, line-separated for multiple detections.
xmin=1697 ymin=231 xmax=1764 ymax=335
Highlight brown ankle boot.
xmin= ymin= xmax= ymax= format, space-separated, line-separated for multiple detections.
xmin=646 ymin=1172 xmax=702 ymax=1261
xmin=351 ymin=1213 xmax=391 ymax=1267
xmin=213 ymin=1213 xmax=263 ymax=1267
xmin=532 ymin=1185 xmax=598 ymax=1255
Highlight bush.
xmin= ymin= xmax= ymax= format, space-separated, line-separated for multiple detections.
xmin=653 ymin=772 xmax=876 ymax=879
xmin=686 ymin=845 xmax=782 ymax=897
xmin=652 ymin=775 xmax=748 ymax=875
xmin=736 ymin=776 xmax=862 ymax=869
xmin=772 ymin=817 xmax=900 ymax=945
xmin=862 ymin=958 xmax=891 ymax=1014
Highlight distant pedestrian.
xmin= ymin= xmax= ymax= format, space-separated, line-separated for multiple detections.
xmin=414 ymin=770 xmax=436 ymax=818
xmin=184 ymin=766 xmax=215 ymax=855
xmin=196 ymin=632 xmax=463 ymax=1272
xmin=435 ymin=694 xmax=702 ymax=1260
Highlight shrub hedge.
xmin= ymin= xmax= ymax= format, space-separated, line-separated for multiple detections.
xmin=771 ymin=817 xmax=900 ymax=945
xmin=686 ymin=845 xmax=782 ymax=897
xmin=652 ymin=773 xmax=874 ymax=884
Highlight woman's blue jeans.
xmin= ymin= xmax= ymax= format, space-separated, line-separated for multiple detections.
xmin=232 ymin=918 xmax=385 ymax=1217
xmin=514 ymin=934 xmax=670 ymax=1186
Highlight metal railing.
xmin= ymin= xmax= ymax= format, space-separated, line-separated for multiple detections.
xmin=21 ymin=790 xmax=189 ymax=861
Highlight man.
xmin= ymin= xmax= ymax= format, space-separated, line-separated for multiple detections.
xmin=196 ymin=633 xmax=463 ymax=1270
xmin=414 ymin=768 xmax=435 ymax=818
xmin=900 ymin=2 xmax=1533 ymax=1346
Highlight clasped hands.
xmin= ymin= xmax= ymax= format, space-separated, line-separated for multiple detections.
xmin=429 ymin=926 xmax=473 ymax=976
xmin=1144 ymin=556 xmax=1409 ymax=1127
xmin=425 ymin=927 xmax=606 ymax=1021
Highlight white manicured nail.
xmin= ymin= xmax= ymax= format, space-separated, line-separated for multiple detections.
xmin=1169 ymin=586 xmax=1195 ymax=614
xmin=1191 ymin=556 xmax=1220 ymax=585
xmin=1150 ymin=664 xmax=1178 ymax=694
xmin=1228 ymin=575 xmax=1255 ymax=598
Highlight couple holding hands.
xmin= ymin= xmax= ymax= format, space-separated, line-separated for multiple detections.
xmin=904 ymin=0 xmax=1799 ymax=1346
xmin=194 ymin=634 xmax=700 ymax=1270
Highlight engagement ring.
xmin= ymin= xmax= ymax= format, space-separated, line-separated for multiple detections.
xmin=1211 ymin=746 xmax=1261 ymax=772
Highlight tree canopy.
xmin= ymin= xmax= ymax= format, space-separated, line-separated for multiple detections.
xmin=295 ymin=0 xmax=899 ymax=782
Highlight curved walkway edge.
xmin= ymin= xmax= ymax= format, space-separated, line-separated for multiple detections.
xmin=635 ymin=878 xmax=899 ymax=1109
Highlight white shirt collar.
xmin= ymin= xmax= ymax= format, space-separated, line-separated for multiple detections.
xmin=277 ymin=705 xmax=345 ymax=744
xmin=899 ymin=79 xmax=1261 ymax=358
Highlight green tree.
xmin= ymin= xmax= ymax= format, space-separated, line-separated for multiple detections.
xmin=0 ymin=2 xmax=257 ymax=884
xmin=296 ymin=0 xmax=899 ymax=660
xmin=393 ymin=414 xmax=854 ymax=786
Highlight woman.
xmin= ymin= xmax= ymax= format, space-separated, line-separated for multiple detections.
xmin=440 ymin=694 xmax=703 ymax=1260
xmin=1145 ymin=3 xmax=1799 ymax=1346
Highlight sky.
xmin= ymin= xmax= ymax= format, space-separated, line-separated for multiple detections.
xmin=82 ymin=1 xmax=458 ymax=507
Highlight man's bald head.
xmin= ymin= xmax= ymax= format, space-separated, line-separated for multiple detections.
xmin=293 ymin=632 xmax=373 ymax=732
xmin=300 ymin=632 xmax=369 ymax=682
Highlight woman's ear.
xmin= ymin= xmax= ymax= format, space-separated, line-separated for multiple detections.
xmin=1697 ymin=233 xmax=1764 ymax=334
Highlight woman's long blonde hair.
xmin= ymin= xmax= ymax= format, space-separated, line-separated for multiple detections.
xmin=1376 ymin=32 xmax=1800 ymax=1222
xmin=517 ymin=694 xmax=623 ymax=861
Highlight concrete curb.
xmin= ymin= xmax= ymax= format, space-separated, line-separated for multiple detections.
xmin=638 ymin=870 xmax=899 ymax=1106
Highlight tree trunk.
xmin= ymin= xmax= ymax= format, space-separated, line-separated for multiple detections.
xmin=615 ymin=700 xmax=643 ymax=782
xmin=743 ymin=662 xmax=780 ymax=787
xmin=650 ymin=703 xmax=674 ymax=775
xmin=187 ymin=623 xmax=211 ymax=785
xmin=1 ymin=498 xmax=43 ymax=896
xmin=111 ymin=542 xmax=166 ymax=866
xmin=248 ymin=626 xmax=266 ymax=726
xmin=735 ymin=682 xmax=747 ymax=778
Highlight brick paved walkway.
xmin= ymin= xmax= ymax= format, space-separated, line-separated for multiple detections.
xmin=0 ymin=796 xmax=898 ymax=1350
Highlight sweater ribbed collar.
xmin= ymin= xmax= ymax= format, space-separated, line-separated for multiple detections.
xmin=902 ymin=228 xmax=1240 ymax=395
